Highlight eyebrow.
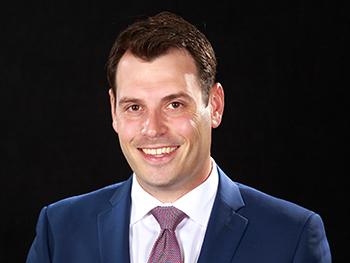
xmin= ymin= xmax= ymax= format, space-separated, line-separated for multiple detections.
xmin=118 ymin=97 xmax=143 ymax=106
xmin=160 ymin=92 xmax=193 ymax=103
xmin=118 ymin=92 xmax=193 ymax=106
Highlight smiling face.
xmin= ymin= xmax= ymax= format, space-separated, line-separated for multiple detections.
xmin=109 ymin=48 xmax=224 ymax=202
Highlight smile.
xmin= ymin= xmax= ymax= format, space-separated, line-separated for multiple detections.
xmin=140 ymin=146 xmax=178 ymax=156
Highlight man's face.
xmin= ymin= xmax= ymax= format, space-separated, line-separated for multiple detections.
xmin=109 ymin=49 xmax=224 ymax=201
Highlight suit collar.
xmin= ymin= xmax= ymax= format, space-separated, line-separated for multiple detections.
xmin=109 ymin=176 xmax=133 ymax=206
xmin=216 ymin=166 xmax=245 ymax=210
xmin=198 ymin=167 xmax=248 ymax=263
xmin=98 ymin=176 xmax=132 ymax=263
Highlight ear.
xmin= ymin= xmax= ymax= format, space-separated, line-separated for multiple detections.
xmin=209 ymin=83 xmax=224 ymax=128
xmin=109 ymin=88 xmax=118 ymax=133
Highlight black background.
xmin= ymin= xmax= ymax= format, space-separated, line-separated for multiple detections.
xmin=1 ymin=1 xmax=347 ymax=262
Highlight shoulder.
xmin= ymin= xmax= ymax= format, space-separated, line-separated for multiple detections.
xmin=217 ymin=167 xmax=314 ymax=221
xmin=235 ymin=183 xmax=331 ymax=261
xmin=239 ymin=183 xmax=311 ymax=213
xmin=235 ymin=182 xmax=317 ymax=231
xmin=215 ymin=167 xmax=331 ymax=261
xmin=44 ymin=179 xmax=131 ymax=222
xmin=217 ymin=166 xmax=315 ymax=225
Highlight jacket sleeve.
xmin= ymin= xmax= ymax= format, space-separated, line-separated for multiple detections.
xmin=26 ymin=207 xmax=53 ymax=263
xmin=292 ymin=213 xmax=332 ymax=263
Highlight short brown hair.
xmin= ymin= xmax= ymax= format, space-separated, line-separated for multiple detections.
xmin=106 ymin=11 xmax=217 ymax=103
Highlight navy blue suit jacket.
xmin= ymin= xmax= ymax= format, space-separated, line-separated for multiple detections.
xmin=26 ymin=167 xmax=331 ymax=262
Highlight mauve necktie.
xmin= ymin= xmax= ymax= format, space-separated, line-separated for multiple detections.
xmin=148 ymin=206 xmax=187 ymax=263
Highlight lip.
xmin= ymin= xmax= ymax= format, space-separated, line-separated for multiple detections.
xmin=138 ymin=146 xmax=179 ymax=165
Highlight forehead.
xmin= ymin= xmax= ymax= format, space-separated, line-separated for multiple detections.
xmin=115 ymin=49 xmax=200 ymax=98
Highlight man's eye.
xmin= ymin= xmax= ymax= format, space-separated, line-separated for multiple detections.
xmin=128 ymin=105 xmax=141 ymax=111
xmin=169 ymin=102 xmax=182 ymax=109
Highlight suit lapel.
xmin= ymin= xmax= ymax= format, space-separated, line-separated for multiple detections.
xmin=97 ymin=177 xmax=132 ymax=263
xmin=198 ymin=168 xmax=248 ymax=263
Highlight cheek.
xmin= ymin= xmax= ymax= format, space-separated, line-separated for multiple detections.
xmin=167 ymin=114 xmax=194 ymax=136
xmin=117 ymin=118 xmax=140 ymax=141
xmin=169 ymin=112 xmax=210 ymax=140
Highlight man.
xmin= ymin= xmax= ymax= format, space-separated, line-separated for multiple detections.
xmin=26 ymin=11 xmax=331 ymax=263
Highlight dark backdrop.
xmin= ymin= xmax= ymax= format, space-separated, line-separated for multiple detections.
xmin=2 ymin=1 xmax=347 ymax=262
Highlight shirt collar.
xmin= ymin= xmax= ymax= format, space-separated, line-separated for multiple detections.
xmin=130 ymin=158 xmax=219 ymax=228
xmin=130 ymin=174 xmax=163 ymax=225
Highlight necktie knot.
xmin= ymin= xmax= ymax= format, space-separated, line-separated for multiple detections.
xmin=151 ymin=206 xmax=186 ymax=231
xmin=148 ymin=206 xmax=186 ymax=263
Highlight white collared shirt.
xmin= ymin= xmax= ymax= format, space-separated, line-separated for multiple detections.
xmin=129 ymin=159 xmax=219 ymax=263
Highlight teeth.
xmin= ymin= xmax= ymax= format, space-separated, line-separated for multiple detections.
xmin=142 ymin=147 xmax=177 ymax=155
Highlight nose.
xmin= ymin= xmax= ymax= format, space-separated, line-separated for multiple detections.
xmin=141 ymin=110 xmax=167 ymax=138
